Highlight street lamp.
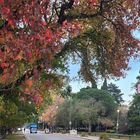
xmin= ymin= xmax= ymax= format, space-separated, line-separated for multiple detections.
xmin=116 ymin=109 xmax=120 ymax=133
xmin=68 ymin=96 xmax=72 ymax=130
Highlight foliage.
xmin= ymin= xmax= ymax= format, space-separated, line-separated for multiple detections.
xmin=55 ymin=99 xmax=71 ymax=128
xmin=107 ymin=83 xmax=124 ymax=104
xmin=0 ymin=0 xmax=139 ymax=105
xmin=61 ymin=85 xmax=72 ymax=97
xmin=128 ymin=94 xmax=140 ymax=132
xmin=55 ymin=98 xmax=101 ymax=132
xmin=55 ymin=88 xmax=117 ymax=132
xmin=0 ymin=94 xmax=38 ymax=129
xmin=99 ymin=133 xmax=110 ymax=140
xmin=100 ymin=79 xmax=124 ymax=105
xmin=39 ymin=93 xmax=64 ymax=125
xmin=127 ymin=73 xmax=140 ymax=133
xmin=101 ymin=78 xmax=108 ymax=91
xmin=117 ymin=105 xmax=129 ymax=133
xmin=0 ymin=0 xmax=139 ymax=130
xmin=99 ymin=118 xmax=114 ymax=128
xmin=76 ymin=88 xmax=117 ymax=117
xmin=3 ymin=134 xmax=25 ymax=140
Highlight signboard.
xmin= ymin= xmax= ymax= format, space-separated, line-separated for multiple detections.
xmin=137 ymin=84 xmax=140 ymax=93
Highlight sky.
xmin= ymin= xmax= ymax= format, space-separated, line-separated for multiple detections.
xmin=69 ymin=31 xmax=140 ymax=105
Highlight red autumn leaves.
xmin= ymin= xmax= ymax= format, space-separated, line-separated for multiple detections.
xmin=0 ymin=0 xmax=4 ymax=4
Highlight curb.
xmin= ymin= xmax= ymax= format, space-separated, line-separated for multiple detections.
xmin=81 ymin=136 xmax=99 ymax=140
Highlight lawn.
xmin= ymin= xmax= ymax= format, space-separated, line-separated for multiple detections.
xmin=3 ymin=134 xmax=25 ymax=140
xmin=79 ymin=132 xmax=140 ymax=140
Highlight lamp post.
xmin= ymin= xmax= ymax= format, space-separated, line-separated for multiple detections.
xmin=69 ymin=96 xmax=72 ymax=131
xmin=116 ymin=109 xmax=120 ymax=133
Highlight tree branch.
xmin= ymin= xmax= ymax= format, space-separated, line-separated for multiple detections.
xmin=58 ymin=0 xmax=74 ymax=24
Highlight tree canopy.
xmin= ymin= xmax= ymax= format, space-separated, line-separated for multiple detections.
xmin=128 ymin=94 xmax=140 ymax=132
xmin=107 ymin=83 xmax=124 ymax=104
xmin=53 ymin=88 xmax=117 ymax=132
xmin=0 ymin=0 xmax=139 ymax=105
xmin=76 ymin=88 xmax=117 ymax=117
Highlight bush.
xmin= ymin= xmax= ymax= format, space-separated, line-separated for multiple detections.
xmin=80 ymin=132 xmax=88 ymax=137
xmin=106 ymin=129 xmax=115 ymax=133
xmin=100 ymin=133 xmax=111 ymax=140
xmin=88 ymin=132 xmax=91 ymax=135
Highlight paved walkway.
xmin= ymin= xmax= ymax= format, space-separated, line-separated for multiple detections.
xmin=23 ymin=130 xmax=125 ymax=140
xmin=82 ymin=136 xmax=125 ymax=140
xmin=61 ymin=133 xmax=125 ymax=140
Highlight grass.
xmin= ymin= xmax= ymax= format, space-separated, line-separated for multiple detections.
xmin=79 ymin=132 xmax=140 ymax=140
xmin=3 ymin=134 xmax=25 ymax=140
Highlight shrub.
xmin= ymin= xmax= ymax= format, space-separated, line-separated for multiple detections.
xmin=80 ymin=132 xmax=88 ymax=137
xmin=99 ymin=133 xmax=111 ymax=140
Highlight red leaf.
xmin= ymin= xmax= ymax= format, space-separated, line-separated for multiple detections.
xmin=0 ymin=0 xmax=4 ymax=4
xmin=1 ymin=74 xmax=7 ymax=82
xmin=2 ymin=7 xmax=10 ymax=15
xmin=42 ymin=21 xmax=47 ymax=26
xmin=1 ymin=63 xmax=8 ymax=69
xmin=46 ymin=29 xmax=53 ymax=42
xmin=27 ymin=52 xmax=32 ymax=59
xmin=89 ymin=0 xmax=96 ymax=5
xmin=8 ymin=19 xmax=14 ymax=26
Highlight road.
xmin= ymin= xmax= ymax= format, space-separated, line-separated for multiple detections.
xmin=24 ymin=130 xmax=124 ymax=140
xmin=25 ymin=131 xmax=91 ymax=140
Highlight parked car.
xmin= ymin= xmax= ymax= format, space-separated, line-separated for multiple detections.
xmin=30 ymin=123 xmax=38 ymax=133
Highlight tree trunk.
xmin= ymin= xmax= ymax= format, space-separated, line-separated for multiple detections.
xmin=88 ymin=122 xmax=91 ymax=133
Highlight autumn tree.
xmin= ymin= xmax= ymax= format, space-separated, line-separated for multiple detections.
xmin=39 ymin=92 xmax=64 ymax=127
xmin=0 ymin=0 xmax=139 ymax=106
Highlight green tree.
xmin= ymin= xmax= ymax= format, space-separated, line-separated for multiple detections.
xmin=128 ymin=94 xmax=140 ymax=133
xmin=127 ymin=73 xmax=140 ymax=133
xmin=56 ymin=98 xmax=103 ymax=133
xmin=61 ymin=85 xmax=72 ymax=97
xmin=55 ymin=88 xmax=117 ymax=132
xmin=76 ymin=88 xmax=117 ymax=118
xmin=101 ymin=78 xmax=108 ymax=90
xmin=108 ymin=83 xmax=124 ymax=104
xmin=56 ymin=99 xmax=71 ymax=128
xmin=0 ymin=93 xmax=38 ymax=135
xmin=77 ymin=99 xmax=103 ymax=133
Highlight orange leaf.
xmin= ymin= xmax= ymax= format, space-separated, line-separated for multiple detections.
xmin=1 ymin=73 xmax=7 ymax=83
xmin=25 ymin=79 xmax=33 ymax=88
xmin=15 ymin=52 xmax=23 ymax=60
xmin=0 ymin=37 xmax=5 ymax=44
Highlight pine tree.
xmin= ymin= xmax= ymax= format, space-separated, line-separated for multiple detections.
xmin=101 ymin=78 xmax=108 ymax=90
